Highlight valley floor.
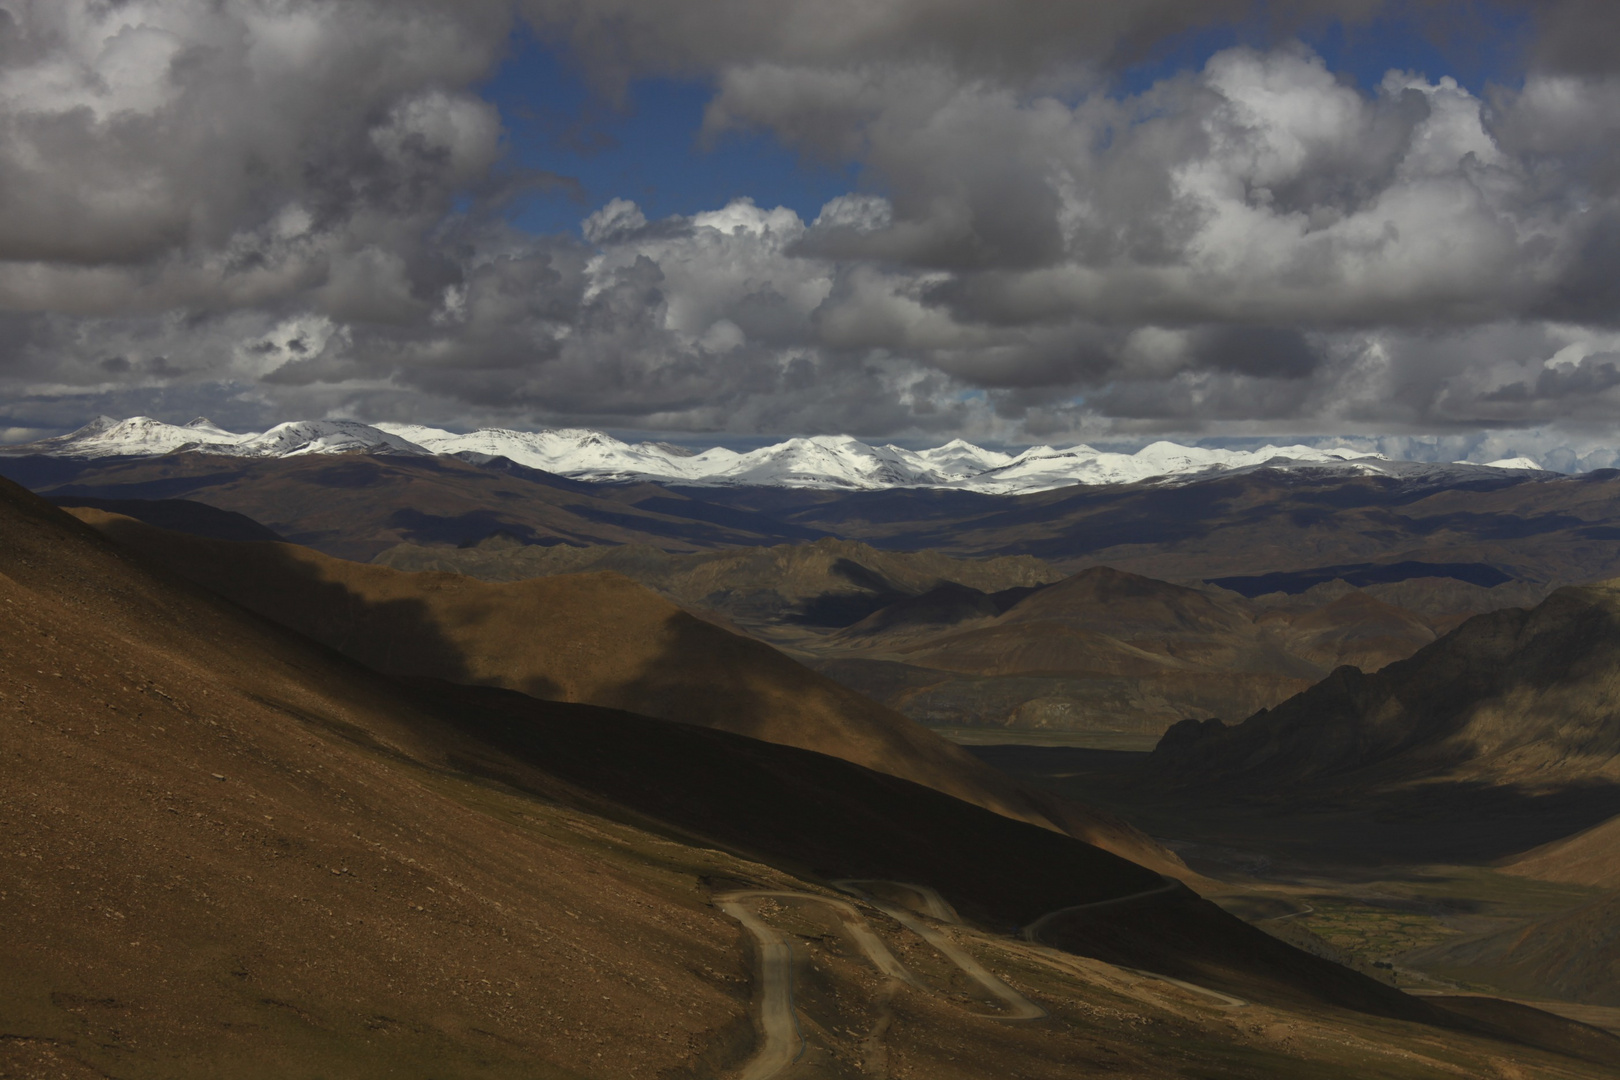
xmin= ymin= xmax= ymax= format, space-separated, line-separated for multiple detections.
xmin=971 ymin=743 xmax=1620 ymax=1031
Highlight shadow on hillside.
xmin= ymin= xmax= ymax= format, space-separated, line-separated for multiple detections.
xmin=399 ymin=677 xmax=1598 ymax=1048
xmin=90 ymin=515 xmax=521 ymax=694
xmin=611 ymin=608 xmax=797 ymax=744
xmin=1025 ymin=748 xmax=1620 ymax=865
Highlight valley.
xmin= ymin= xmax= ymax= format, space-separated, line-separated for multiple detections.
xmin=8 ymin=443 xmax=1602 ymax=743
xmin=9 ymin=449 xmax=1620 ymax=1077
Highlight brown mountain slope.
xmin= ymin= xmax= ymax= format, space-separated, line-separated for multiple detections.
xmin=374 ymin=533 xmax=1061 ymax=636
xmin=1151 ymin=582 xmax=1620 ymax=796
xmin=1506 ymin=815 xmax=1620 ymax=889
xmin=7 ymin=451 xmax=828 ymax=560
xmin=0 ymin=475 xmax=768 ymax=1078
xmin=36 ymin=483 xmax=1483 ymax=738
xmin=812 ymin=566 xmax=1442 ymax=737
xmin=685 ymin=467 xmax=1620 ymax=586
xmin=12 ymin=478 xmax=1620 ymax=1076
xmin=957 ymin=567 xmax=1320 ymax=677
xmin=70 ymin=509 xmax=1176 ymax=869
xmin=25 ymin=453 xmax=1620 ymax=610
xmin=1258 ymin=591 xmax=1439 ymax=673
xmin=1409 ymin=893 xmax=1620 ymax=1007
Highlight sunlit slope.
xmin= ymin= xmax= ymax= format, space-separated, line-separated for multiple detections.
xmin=1410 ymin=892 xmax=1620 ymax=1007
xmin=1257 ymin=590 xmax=1438 ymax=673
xmin=822 ymin=566 xmax=1440 ymax=734
xmin=375 ymin=533 xmax=1061 ymax=633
xmin=1152 ymin=581 xmax=1620 ymax=792
xmin=73 ymin=509 xmax=1176 ymax=864
xmin=1508 ymin=816 xmax=1620 ymax=889
xmin=0 ymin=477 xmax=757 ymax=1078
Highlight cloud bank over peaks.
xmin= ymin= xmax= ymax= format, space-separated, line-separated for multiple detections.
xmin=4 ymin=1 xmax=1620 ymax=454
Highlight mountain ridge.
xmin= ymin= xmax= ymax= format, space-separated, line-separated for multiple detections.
xmin=2 ymin=414 xmax=1550 ymax=494
xmin=1149 ymin=580 xmax=1620 ymax=802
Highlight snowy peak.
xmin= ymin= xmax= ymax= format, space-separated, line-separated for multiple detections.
xmin=382 ymin=425 xmax=693 ymax=480
xmin=23 ymin=415 xmax=254 ymax=458
xmin=913 ymin=439 xmax=1015 ymax=480
xmin=716 ymin=436 xmax=939 ymax=489
xmin=2 ymin=415 xmax=1559 ymax=493
xmin=239 ymin=420 xmax=427 ymax=458
xmin=962 ymin=440 xmax=1396 ymax=494
xmin=7 ymin=416 xmax=419 ymax=461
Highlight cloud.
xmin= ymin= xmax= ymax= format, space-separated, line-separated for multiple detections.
xmin=518 ymin=1 xmax=1620 ymax=87
xmin=716 ymin=46 xmax=1578 ymax=332
xmin=0 ymin=0 xmax=510 ymax=302
xmin=5 ymin=0 xmax=1620 ymax=460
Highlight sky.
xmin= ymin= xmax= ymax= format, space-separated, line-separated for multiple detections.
xmin=4 ymin=0 xmax=1620 ymax=467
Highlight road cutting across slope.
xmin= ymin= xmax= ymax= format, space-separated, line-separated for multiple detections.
xmin=719 ymin=876 xmax=1249 ymax=1078
xmin=716 ymin=886 xmax=1044 ymax=1079
xmin=1017 ymin=875 xmax=1246 ymax=1008
xmin=832 ymin=880 xmax=1047 ymax=1021
xmin=834 ymin=879 xmax=963 ymax=923
xmin=1018 ymin=874 xmax=1185 ymax=944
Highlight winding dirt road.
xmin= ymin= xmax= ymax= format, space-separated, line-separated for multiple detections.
xmin=715 ymin=897 xmax=804 ymax=1080
xmin=833 ymin=880 xmax=1047 ymax=1021
xmin=1018 ymin=874 xmax=1185 ymax=944
xmin=716 ymin=885 xmax=1045 ymax=1079
xmin=1018 ymin=875 xmax=1246 ymax=1009
xmin=719 ymin=876 xmax=1244 ymax=1079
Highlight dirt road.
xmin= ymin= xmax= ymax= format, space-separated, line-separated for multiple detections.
xmin=719 ymin=876 xmax=1243 ymax=1078
xmin=716 ymin=884 xmax=1043 ymax=1079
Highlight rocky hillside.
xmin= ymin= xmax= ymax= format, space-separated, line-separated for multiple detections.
xmin=1151 ymin=581 xmax=1620 ymax=793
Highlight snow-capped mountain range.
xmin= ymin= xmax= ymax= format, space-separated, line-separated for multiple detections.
xmin=3 ymin=415 xmax=1547 ymax=495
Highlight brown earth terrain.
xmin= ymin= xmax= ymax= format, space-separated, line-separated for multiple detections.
xmin=12 ymin=453 xmax=1620 ymax=595
xmin=1394 ymin=813 xmax=1620 ymax=1009
xmin=1507 ymin=815 xmax=1620 ymax=889
xmin=814 ymin=568 xmax=1446 ymax=740
xmin=13 ymin=478 xmax=1620 ymax=1075
xmin=976 ymin=735 xmax=1620 ymax=1038
xmin=1149 ymin=581 xmax=1620 ymax=797
xmin=679 ymin=467 xmax=1620 ymax=587
xmin=373 ymin=539 xmax=1458 ymax=741
xmin=967 ymin=578 xmax=1620 ymax=1032
xmin=68 ymin=508 xmax=1177 ymax=872
xmin=17 ymin=451 xmax=1610 ymax=744
xmin=1408 ymin=892 xmax=1620 ymax=1007
xmin=0 ymin=452 xmax=832 ymax=561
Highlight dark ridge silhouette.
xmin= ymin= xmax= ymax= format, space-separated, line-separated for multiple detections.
xmin=384 ymin=506 xmax=548 ymax=546
xmin=47 ymin=495 xmax=285 ymax=543
xmin=412 ymin=678 xmax=1483 ymax=1025
xmin=1149 ymin=582 xmax=1620 ymax=797
xmin=1209 ymin=560 xmax=1514 ymax=596
xmin=836 ymin=581 xmax=1001 ymax=637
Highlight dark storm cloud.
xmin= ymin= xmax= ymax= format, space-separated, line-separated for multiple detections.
xmin=5 ymin=0 xmax=1620 ymax=455
xmin=518 ymin=0 xmax=1394 ymax=88
xmin=521 ymin=1 xmax=1620 ymax=84
xmin=1523 ymin=0 xmax=1620 ymax=75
